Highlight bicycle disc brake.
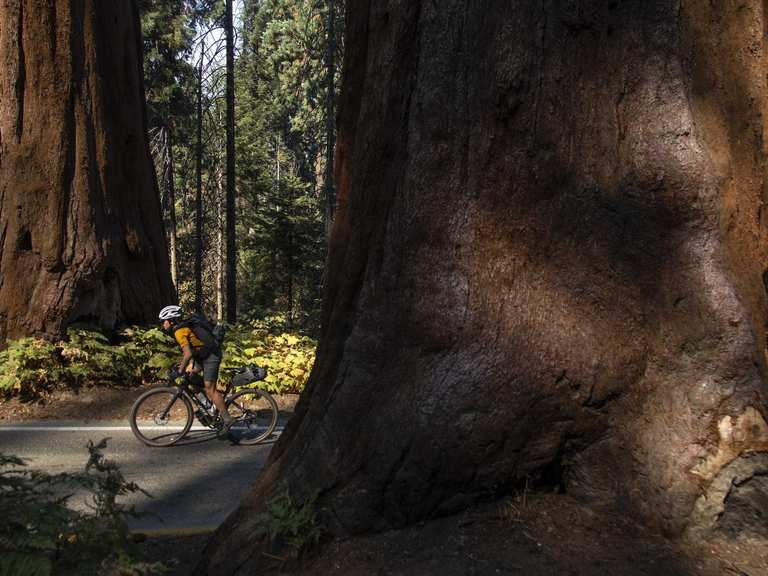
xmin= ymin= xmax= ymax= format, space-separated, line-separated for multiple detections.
xmin=153 ymin=412 xmax=171 ymax=426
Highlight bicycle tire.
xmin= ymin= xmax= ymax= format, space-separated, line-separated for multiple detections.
xmin=129 ymin=387 xmax=193 ymax=447
xmin=225 ymin=388 xmax=278 ymax=445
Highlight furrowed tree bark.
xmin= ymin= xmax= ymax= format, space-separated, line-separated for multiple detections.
xmin=199 ymin=1 xmax=768 ymax=572
xmin=0 ymin=0 xmax=174 ymax=339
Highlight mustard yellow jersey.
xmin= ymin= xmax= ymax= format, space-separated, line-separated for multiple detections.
xmin=173 ymin=326 xmax=204 ymax=350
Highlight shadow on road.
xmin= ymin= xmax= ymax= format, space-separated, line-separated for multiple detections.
xmin=173 ymin=429 xmax=221 ymax=446
xmin=172 ymin=428 xmax=282 ymax=447
xmin=124 ymin=441 xmax=272 ymax=532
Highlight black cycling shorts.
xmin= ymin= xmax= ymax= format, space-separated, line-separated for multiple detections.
xmin=192 ymin=352 xmax=221 ymax=383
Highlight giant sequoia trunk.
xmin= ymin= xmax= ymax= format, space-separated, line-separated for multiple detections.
xmin=0 ymin=0 xmax=174 ymax=339
xmin=201 ymin=1 xmax=768 ymax=572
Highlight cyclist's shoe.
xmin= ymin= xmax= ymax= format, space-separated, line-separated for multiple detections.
xmin=219 ymin=412 xmax=236 ymax=434
xmin=217 ymin=415 xmax=236 ymax=442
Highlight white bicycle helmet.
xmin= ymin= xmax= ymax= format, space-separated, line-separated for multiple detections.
xmin=158 ymin=305 xmax=183 ymax=321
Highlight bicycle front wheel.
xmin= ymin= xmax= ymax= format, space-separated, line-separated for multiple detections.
xmin=129 ymin=387 xmax=193 ymax=447
xmin=225 ymin=389 xmax=278 ymax=445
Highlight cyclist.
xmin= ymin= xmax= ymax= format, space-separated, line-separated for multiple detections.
xmin=158 ymin=305 xmax=235 ymax=431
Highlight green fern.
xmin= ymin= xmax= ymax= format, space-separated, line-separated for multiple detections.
xmin=0 ymin=317 xmax=315 ymax=399
xmin=221 ymin=318 xmax=316 ymax=394
xmin=256 ymin=483 xmax=322 ymax=558
xmin=0 ymin=442 xmax=152 ymax=575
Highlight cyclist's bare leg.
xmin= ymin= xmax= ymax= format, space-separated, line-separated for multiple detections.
xmin=205 ymin=380 xmax=234 ymax=427
xmin=204 ymin=380 xmax=227 ymax=413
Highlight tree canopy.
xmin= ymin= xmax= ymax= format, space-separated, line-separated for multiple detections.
xmin=140 ymin=0 xmax=344 ymax=331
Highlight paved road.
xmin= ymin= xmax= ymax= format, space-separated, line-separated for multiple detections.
xmin=0 ymin=421 xmax=278 ymax=533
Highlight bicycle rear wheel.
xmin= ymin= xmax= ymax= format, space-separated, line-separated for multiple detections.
xmin=225 ymin=389 xmax=278 ymax=445
xmin=129 ymin=387 xmax=193 ymax=447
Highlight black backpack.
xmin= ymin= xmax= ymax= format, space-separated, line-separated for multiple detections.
xmin=178 ymin=313 xmax=225 ymax=358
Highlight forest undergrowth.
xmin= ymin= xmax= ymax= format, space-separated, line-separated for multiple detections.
xmin=0 ymin=316 xmax=315 ymax=401
xmin=0 ymin=440 xmax=164 ymax=576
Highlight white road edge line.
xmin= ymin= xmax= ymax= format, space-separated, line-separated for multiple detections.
xmin=0 ymin=426 xmax=284 ymax=433
xmin=0 ymin=426 xmax=211 ymax=432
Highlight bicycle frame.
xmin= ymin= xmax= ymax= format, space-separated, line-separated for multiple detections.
xmin=130 ymin=366 xmax=278 ymax=446
xmin=158 ymin=366 xmax=268 ymax=428
xmin=159 ymin=378 xmax=218 ymax=427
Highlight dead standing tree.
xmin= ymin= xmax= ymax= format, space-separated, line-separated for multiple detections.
xmin=0 ymin=0 xmax=174 ymax=338
xmin=199 ymin=1 xmax=768 ymax=572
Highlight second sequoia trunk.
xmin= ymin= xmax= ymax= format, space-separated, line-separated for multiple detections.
xmin=200 ymin=1 xmax=768 ymax=572
xmin=0 ymin=0 xmax=173 ymax=339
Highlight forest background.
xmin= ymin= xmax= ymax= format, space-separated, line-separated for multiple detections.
xmin=0 ymin=0 xmax=343 ymax=398
xmin=4 ymin=2 xmax=768 ymax=575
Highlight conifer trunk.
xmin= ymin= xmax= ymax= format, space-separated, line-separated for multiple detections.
xmin=323 ymin=0 xmax=336 ymax=240
xmin=194 ymin=36 xmax=204 ymax=313
xmin=163 ymin=126 xmax=178 ymax=288
xmin=216 ymin=161 xmax=224 ymax=322
xmin=0 ymin=0 xmax=174 ymax=339
xmin=225 ymin=0 xmax=237 ymax=323
xmin=203 ymin=1 xmax=768 ymax=571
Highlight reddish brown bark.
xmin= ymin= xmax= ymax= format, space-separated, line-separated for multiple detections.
xmin=200 ymin=1 xmax=768 ymax=573
xmin=0 ymin=0 xmax=174 ymax=339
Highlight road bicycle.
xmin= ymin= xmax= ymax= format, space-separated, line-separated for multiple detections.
xmin=129 ymin=365 xmax=279 ymax=447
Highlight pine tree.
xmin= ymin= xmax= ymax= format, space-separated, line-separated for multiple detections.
xmin=141 ymin=0 xmax=197 ymax=290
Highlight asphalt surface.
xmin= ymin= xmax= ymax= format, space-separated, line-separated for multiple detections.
xmin=0 ymin=421 xmax=278 ymax=533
